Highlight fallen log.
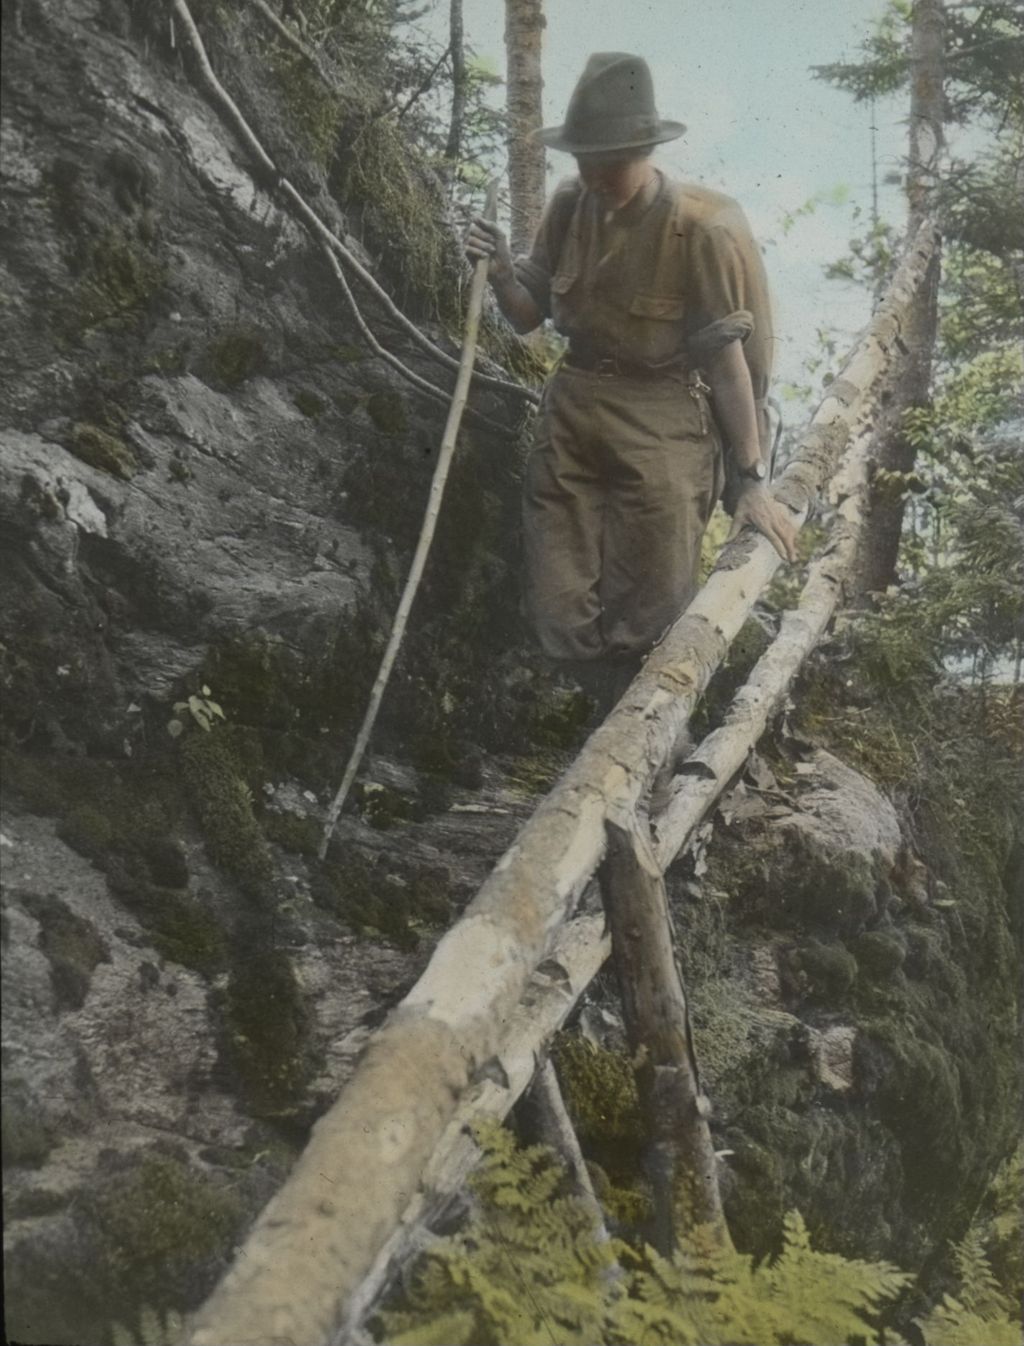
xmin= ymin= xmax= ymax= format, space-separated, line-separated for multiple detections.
xmin=187 ymin=222 xmax=937 ymax=1346
xmin=335 ymin=915 xmax=609 ymax=1344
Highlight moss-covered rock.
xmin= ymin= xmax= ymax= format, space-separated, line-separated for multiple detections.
xmin=790 ymin=938 xmax=859 ymax=1003
xmin=7 ymin=1186 xmax=70 ymax=1219
xmin=7 ymin=751 xmax=228 ymax=977
xmin=85 ymin=1153 xmax=244 ymax=1319
xmin=74 ymin=227 xmax=166 ymax=330
xmin=552 ymin=1034 xmax=654 ymax=1238
xmin=57 ymin=802 xmax=118 ymax=861
xmin=293 ymin=388 xmax=325 ymax=418
xmin=366 ymin=389 xmax=408 ymax=435
xmin=852 ymin=929 xmax=907 ymax=980
xmin=207 ymin=326 xmax=265 ymax=388
xmin=22 ymin=893 xmax=110 ymax=1011
xmin=553 ymin=1035 xmax=642 ymax=1147
xmin=68 ymin=422 xmax=137 ymax=479
xmin=311 ymin=850 xmax=449 ymax=948
xmin=262 ymin=808 xmax=321 ymax=857
xmin=219 ymin=945 xmax=316 ymax=1116
xmin=179 ymin=727 xmax=273 ymax=901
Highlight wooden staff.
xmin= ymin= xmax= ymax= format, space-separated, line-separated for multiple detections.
xmin=319 ymin=180 xmax=500 ymax=858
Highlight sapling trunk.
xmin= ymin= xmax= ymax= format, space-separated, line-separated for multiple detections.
xmin=319 ymin=180 xmax=500 ymax=858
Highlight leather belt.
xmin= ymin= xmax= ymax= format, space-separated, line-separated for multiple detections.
xmin=563 ymin=348 xmax=701 ymax=382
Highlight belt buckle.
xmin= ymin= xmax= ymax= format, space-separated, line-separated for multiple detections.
xmin=595 ymin=356 xmax=619 ymax=379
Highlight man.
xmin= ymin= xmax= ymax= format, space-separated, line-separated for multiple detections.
xmin=467 ymin=52 xmax=797 ymax=711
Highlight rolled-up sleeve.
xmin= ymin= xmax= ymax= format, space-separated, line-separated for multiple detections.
xmin=513 ymin=179 xmax=580 ymax=321
xmin=688 ymin=212 xmax=759 ymax=359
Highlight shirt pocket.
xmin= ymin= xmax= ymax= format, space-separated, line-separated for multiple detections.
xmin=629 ymin=293 xmax=686 ymax=321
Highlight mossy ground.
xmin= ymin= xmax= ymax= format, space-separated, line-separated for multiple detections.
xmin=680 ymin=630 xmax=1023 ymax=1267
xmin=217 ymin=945 xmax=316 ymax=1116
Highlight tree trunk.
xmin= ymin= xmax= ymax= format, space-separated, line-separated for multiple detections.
xmin=853 ymin=0 xmax=945 ymax=599
xmin=505 ymin=0 xmax=546 ymax=257
xmin=444 ymin=0 xmax=466 ymax=167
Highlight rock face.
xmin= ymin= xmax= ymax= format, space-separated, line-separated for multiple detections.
xmin=671 ymin=728 xmax=1020 ymax=1269
xmin=2 ymin=1 xmax=1020 ymax=1343
xmin=1 ymin=2 xmax=545 ymax=1340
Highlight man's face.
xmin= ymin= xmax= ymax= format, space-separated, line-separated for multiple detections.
xmin=573 ymin=150 xmax=649 ymax=199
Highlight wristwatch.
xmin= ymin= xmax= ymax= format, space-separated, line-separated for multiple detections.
xmin=737 ymin=460 xmax=767 ymax=484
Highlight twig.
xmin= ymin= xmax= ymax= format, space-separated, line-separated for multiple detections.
xmin=170 ymin=0 xmax=538 ymax=406
xmin=319 ymin=239 xmax=517 ymax=438
xmin=318 ymin=180 xmax=501 ymax=857
xmin=395 ymin=44 xmax=452 ymax=123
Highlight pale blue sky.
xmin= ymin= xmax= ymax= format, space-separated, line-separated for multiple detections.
xmin=422 ymin=0 xmax=921 ymax=393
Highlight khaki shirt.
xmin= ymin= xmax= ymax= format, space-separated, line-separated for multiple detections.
xmin=515 ymin=171 xmax=775 ymax=422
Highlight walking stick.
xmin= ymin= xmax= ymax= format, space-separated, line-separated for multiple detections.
xmin=319 ymin=181 xmax=501 ymax=860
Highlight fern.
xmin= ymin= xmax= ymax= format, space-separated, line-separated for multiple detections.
xmin=381 ymin=1122 xmax=616 ymax=1346
xmin=917 ymin=1225 xmax=1023 ymax=1346
xmin=611 ymin=1213 xmax=910 ymax=1346
xmin=377 ymin=1121 xmax=912 ymax=1346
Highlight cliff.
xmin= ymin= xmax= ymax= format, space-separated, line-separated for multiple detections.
xmin=1 ymin=3 xmax=1020 ymax=1342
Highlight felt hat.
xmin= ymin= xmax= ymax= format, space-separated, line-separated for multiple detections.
xmin=536 ymin=52 xmax=685 ymax=154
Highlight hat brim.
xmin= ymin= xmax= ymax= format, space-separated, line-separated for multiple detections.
xmin=534 ymin=119 xmax=686 ymax=153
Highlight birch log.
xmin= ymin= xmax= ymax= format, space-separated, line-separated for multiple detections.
xmin=652 ymin=415 xmax=873 ymax=871
xmin=188 ymin=222 xmax=937 ymax=1346
xmin=333 ymin=915 xmax=609 ymax=1345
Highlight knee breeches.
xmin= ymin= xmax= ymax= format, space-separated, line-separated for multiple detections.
xmin=523 ymin=366 xmax=723 ymax=663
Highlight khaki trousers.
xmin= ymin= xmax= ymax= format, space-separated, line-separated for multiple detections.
xmin=523 ymin=365 xmax=722 ymax=666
